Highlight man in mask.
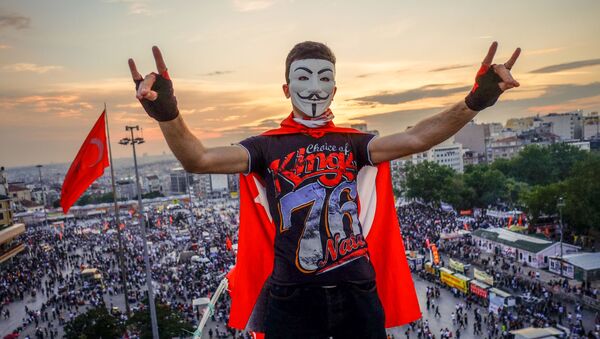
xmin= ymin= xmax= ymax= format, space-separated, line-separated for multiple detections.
xmin=129 ymin=41 xmax=520 ymax=338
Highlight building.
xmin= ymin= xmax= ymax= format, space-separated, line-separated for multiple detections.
xmin=487 ymin=123 xmax=504 ymax=137
xmin=227 ymin=174 xmax=239 ymax=194
xmin=565 ymin=140 xmax=591 ymax=151
xmin=463 ymin=150 xmax=486 ymax=166
xmin=170 ymin=168 xmax=192 ymax=194
xmin=8 ymin=182 xmax=32 ymax=202
xmin=548 ymin=252 xmax=600 ymax=283
xmin=506 ymin=117 xmax=536 ymax=132
xmin=144 ymin=174 xmax=163 ymax=194
xmin=489 ymin=136 xmax=525 ymax=161
xmin=350 ymin=123 xmax=380 ymax=136
xmin=411 ymin=143 xmax=464 ymax=173
xmin=117 ymin=178 xmax=137 ymax=200
xmin=541 ymin=110 xmax=583 ymax=140
xmin=583 ymin=112 xmax=599 ymax=140
xmin=472 ymin=228 xmax=579 ymax=269
xmin=454 ymin=121 xmax=489 ymax=155
xmin=0 ymin=166 xmax=26 ymax=264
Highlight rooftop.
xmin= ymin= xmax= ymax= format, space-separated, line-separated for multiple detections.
xmin=472 ymin=228 xmax=555 ymax=253
xmin=556 ymin=252 xmax=600 ymax=271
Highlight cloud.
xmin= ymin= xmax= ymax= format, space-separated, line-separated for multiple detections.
xmin=201 ymin=70 xmax=234 ymax=77
xmin=105 ymin=0 xmax=158 ymax=16
xmin=0 ymin=44 xmax=11 ymax=49
xmin=0 ymin=13 xmax=30 ymax=30
xmin=525 ymin=47 xmax=563 ymax=56
xmin=232 ymin=0 xmax=276 ymax=12
xmin=351 ymin=84 xmax=471 ymax=105
xmin=530 ymin=58 xmax=600 ymax=73
xmin=2 ymin=63 xmax=63 ymax=73
xmin=347 ymin=82 xmax=600 ymax=139
xmin=429 ymin=64 xmax=471 ymax=72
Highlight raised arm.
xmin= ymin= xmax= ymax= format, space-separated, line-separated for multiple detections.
xmin=128 ymin=46 xmax=248 ymax=174
xmin=369 ymin=42 xmax=521 ymax=164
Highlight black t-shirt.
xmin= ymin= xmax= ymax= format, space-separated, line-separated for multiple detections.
xmin=238 ymin=132 xmax=377 ymax=285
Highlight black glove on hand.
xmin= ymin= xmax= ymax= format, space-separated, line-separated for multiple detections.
xmin=465 ymin=64 xmax=504 ymax=112
xmin=135 ymin=71 xmax=180 ymax=122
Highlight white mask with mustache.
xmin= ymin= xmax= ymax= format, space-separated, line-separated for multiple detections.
xmin=288 ymin=59 xmax=336 ymax=118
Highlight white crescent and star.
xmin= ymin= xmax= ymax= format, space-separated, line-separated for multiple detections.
xmin=88 ymin=138 xmax=104 ymax=167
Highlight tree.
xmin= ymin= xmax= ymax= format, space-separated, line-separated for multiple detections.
xmin=510 ymin=145 xmax=553 ymax=185
xmin=142 ymin=191 xmax=164 ymax=199
xmin=520 ymin=182 xmax=565 ymax=224
xmin=127 ymin=300 xmax=194 ymax=339
xmin=506 ymin=178 xmax=529 ymax=208
xmin=441 ymin=175 xmax=475 ymax=211
xmin=563 ymin=154 xmax=600 ymax=234
xmin=403 ymin=161 xmax=456 ymax=205
xmin=490 ymin=157 xmax=514 ymax=177
xmin=64 ymin=306 xmax=124 ymax=339
xmin=547 ymin=143 xmax=587 ymax=180
xmin=463 ymin=165 xmax=508 ymax=208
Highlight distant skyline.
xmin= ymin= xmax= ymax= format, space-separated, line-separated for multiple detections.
xmin=1 ymin=0 xmax=600 ymax=167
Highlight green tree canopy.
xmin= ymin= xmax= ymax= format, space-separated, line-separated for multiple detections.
xmin=64 ymin=306 xmax=124 ymax=339
xmin=127 ymin=300 xmax=194 ymax=339
xmin=403 ymin=161 xmax=456 ymax=205
xmin=463 ymin=165 xmax=508 ymax=208
xmin=563 ymin=154 xmax=600 ymax=233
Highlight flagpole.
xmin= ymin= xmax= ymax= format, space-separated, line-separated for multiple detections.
xmin=104 ymin=103 xmax=131 ymax=316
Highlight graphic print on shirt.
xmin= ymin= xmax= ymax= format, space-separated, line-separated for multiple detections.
xmin=270 ymin=141 xmax=368 ymax=274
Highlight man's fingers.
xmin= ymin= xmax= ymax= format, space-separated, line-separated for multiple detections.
xmin=136 ymin=73 xmax=157 ymax=100
xmin=504 ymin=48 xmax=521 ymax=70
xmin=493 ymin=64 xmax=520 ymax=89
xmin=152 ymin=46 xmax=168 ymax=75
xmin=128 ymin=59 xmax=143 ymax=81
xmin=144 ymin=91 xmax=158 ymax=101
xmin=482 ymin=41 xmax=498 ymax=66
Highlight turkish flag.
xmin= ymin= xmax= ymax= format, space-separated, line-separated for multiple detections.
xmin=60 ymin=110 xmax=109 ymax=214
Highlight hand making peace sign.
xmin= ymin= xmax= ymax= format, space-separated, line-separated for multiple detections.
xmin=128 ymin=46 xmax=180 ymax=122
xmin=466 ymin=41 xmax=521 ymax=111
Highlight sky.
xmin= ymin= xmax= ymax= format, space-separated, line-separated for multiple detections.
xmin=1 ymin=0 xmax=599 ymax=168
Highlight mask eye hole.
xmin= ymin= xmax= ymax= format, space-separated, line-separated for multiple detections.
xmin=298 ymin=76 xmax=309 ymax=81
xmin=320 ymin=77 xmax=330 ymax=82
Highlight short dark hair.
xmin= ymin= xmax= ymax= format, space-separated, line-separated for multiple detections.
xmin=285 ymin=41 xmax=336 ymax=83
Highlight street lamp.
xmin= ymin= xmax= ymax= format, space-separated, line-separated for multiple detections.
xmin=35 ymin=165 xmax=48 ymax=227
xmin=186 ymin=171 xmax=195 ymax=227
xmin=557 ymin=196 xmax=566 ymax=278
xmin=120 ymin=125 xmax=159 ymax=339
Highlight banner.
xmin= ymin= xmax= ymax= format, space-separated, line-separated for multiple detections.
xmin=470 ymin=282 xmax=489 ymax=298
xmin=449 ymin=259 xmax=465 ymax=273
xmin=474 ymin=268 xmax=494 ymax=285
xmin=430 ymin=244 xmax=440 ymax=265
xmin=488 ymin=293 xmax=504 ymax=315
xmin=440 ymin=270 xmax=468 ymax=294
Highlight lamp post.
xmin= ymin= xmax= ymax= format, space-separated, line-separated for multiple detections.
xmin=557 ymin=196 xmax=565 ymax=278
xmin=120 ymin=125 xmax=159 ymax=339
xmin=186 ymin=171 xmax=195 ymax=227
xmin=35 ymin=165 xmax=48 ymax=227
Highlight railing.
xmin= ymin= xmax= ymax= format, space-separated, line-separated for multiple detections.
xmin=0 ymin=242 xmax=25 ymax=264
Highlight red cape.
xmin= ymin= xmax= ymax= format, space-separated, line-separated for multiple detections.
xmin=228 ymin=113 xmax=421 ymax=332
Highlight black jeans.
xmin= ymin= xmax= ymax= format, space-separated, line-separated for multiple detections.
xmin=264 ymin=281 xmax=386 ymax=339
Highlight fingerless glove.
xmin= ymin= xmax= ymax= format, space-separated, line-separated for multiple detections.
xmin=465 ymin=64 xmax=504 ymax=111
xmin=135 ymin=71 xmax=180 ymax=122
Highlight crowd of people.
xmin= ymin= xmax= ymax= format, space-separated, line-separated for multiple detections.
xmin=398 ymin=202 xmax=600 ymax=338
xmin=1 ymin=198 xmax=598 ymax=338
xmin=0 ymin=199 xmax=244 ymax=338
